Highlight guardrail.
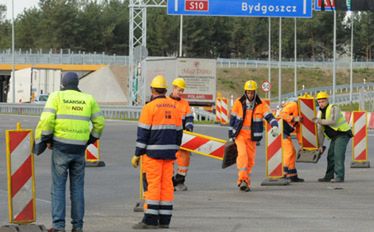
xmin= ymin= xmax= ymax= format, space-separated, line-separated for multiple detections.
xmin=0 ymin=103 xmax=214 ymax=122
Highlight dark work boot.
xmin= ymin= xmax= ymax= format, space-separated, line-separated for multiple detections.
xmin=132 ymin=222 xmax=158 ymax=230
xmin=318 ymin=176 xmax=333 ymax=182
xmin=238 ymin=181 xmax=251 ymax=192
xmin=289 ymin=176 xmax=304 ymax=182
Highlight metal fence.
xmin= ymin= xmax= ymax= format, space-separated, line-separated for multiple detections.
xmin=0 ymin=103 xmax=215 ymax=122
xmin=1 ymin=51 xmax=374 ymax=68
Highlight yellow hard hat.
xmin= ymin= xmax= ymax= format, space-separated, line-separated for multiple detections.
xmin=244 ymin=80 xmax=258 ymax=91
xmin=172 ymin=77 xmax=186 ymax=89
xmin=316 ymin=91 xmax=329 ymax=99
xmin=150 ymin=75 xmax=167 ymax=88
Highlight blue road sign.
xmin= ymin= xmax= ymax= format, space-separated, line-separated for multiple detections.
xmin=167 ymin=0 xmax=313 ymax=18
xmin=314 ymin=0 xmax=335 ymax=11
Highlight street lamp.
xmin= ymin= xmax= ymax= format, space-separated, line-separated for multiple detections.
xmin=11 ymin=0 xmax=15 ymax=103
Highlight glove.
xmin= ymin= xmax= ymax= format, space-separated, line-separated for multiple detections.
xmin=312 ymin=117 xmax=321 ymax=124
xmin=292 ymin=116 xmax=301 ymax=122
xmin=270 ymin=126 xmax=280 ymax=137
xmin=186 ymin=125 xmax=193 ymax=132
xmin=131 ymin=155 xmax=140 ymax=168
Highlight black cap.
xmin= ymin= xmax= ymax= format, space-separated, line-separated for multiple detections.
xmin=62 ymin=72 xmax=79 ymax=88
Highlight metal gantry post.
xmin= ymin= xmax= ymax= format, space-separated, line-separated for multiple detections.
xmin=128 ymin=0 xmax=166 ymax=106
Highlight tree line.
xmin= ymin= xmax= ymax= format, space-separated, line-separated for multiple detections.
xmin=0 ymin=0 xmax=373 ymax=61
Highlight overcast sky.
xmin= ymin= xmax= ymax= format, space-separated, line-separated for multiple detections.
xmin=0 ymin=0 xmax=39 ymax=19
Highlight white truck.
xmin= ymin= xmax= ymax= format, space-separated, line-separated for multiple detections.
xmin=7 ymin=68 xmax=61 ymax=103
xmin=139 ymin=57 xmax=216 ymax=106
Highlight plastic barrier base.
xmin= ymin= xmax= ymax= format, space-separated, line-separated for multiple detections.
xmin=85 ymin=161 xmax=106 ymax=167
xmin=0 ymin=224 xmax=47 ymax=232
xmin=261 ymin=178 xmax=290 ymax=186
xmin=296 ymin=149 xmax=323 ymax=163
xmin=134 ymin=200 xmax=144 ymax=212
xmin=350 ymin=161 xmax=370 ymax=168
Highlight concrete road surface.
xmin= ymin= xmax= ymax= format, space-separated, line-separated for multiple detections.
xmin=0 ymin=115 xmax=373 ymax=232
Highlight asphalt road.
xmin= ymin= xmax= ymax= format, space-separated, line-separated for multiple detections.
xmin=0 ymin=115 xmax=373 ymax=232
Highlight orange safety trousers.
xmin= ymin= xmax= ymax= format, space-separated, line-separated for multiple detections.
xmin=142 ymin=155 xmax=174 ymax=226
xmin=235 ymin=134 xmax=257 ymax=186
xmin=176 ymin=149 xmax=190 ymax=176
xmin=282 ymin=136 xmax=297 ymax=177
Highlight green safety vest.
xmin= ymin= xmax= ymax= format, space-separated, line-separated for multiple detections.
xmin=35 ymin=90 xmax=105 ymax=148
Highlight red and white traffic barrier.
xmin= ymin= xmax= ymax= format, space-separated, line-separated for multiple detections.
xmin=85 ymin=140 xmax=105 ymax=167
xmin=220 ymin=98 xmax=229 ymax=125
xmin=5 ymin=125 xmax=36 ymax=223
xmin=351 ymin=111 xmax=370 ymax=168
xmin=261 ymin=119 xmax=289 ymax=186
xmin=180 ymin=131 xmax=225 ymax=160
xmin=215 ymin=98 xmax=222 ymax=123
xmin=299 ymin=96 xmax=319 ymax=150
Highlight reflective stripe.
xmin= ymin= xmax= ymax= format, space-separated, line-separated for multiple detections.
xmin=145 ymin=209 xmax=159 ymax=215
xmin=159 ymin=210 xmax=172 ymax=215
xmin=241 ymin=126 xmax=251 ymax=130
xmin=138 ymin=122 xmax=151 ymax=130
xmin=35 ymin=139 xmax=41 ymax=144
xmin=91 ymin=111 xmax=103 ymax=120
xmin=178 ymin=166 xmax=188 ymax=170
xmin=43 ymin=108 xmax=56 ymax=114
xmin=177 ymin=126 xmax=183 ymax=130
xmin=160 ymin=201 xmax=173 ymax=206
xmin=147 ymin=145 xmax=179 ymax=150
xmin=185 ymin=122 xmax=193 ymax=127
xmin=136 ymin=142 xmax=147 ymax=148
xmin=56 ymin=114 xmax=90 ymax=121
xmin=177 ymin=171 xmax=187 ymax=176
xmin=185 ymin=114 xmax=193 ymax=118
xmin=91 ymin=131 xmax=100 ymax=138
xmin=253 ymin=118 xmax=263 ymax=122
xmin=146 ymin=200 xmax=160 ymax=205
xmin=41 ymin=130 xmax=53 ymax=135
xmin=264 ymin=111 xmax=272 ymax=118
xmin=53 ymin=137 xmax=87 ymax=145
xmin=269 ymin=119 xmax=277 ymax=125
xmin=253 ymin=132 xmax=262 ymax=137
xmin=152 ymin=125 xmax=178 ymax=130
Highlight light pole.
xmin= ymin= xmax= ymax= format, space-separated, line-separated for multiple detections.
xmin=11 ymin=0 xmax=15 ymax=103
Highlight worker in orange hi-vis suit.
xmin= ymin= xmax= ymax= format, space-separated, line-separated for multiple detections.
xmin=131 ymin=75 xmax=183 ymax=229
xmin=169 ymin=77 xmax=194 ymax=191
xmin=279 ymin=98 xmax=304 ymax=182
xmin=229 ymin=80 xmax=279 ymax=192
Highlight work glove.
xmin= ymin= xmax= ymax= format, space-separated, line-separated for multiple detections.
xmin=131 ymin=155 xmax=140 ymax=168
xmin=270 ymin=126 xmax=280 ymax=137
xmin=186 ymin=125 xmax=193 ymax=132
xmin=292 ymin=116 xmax=302 ymax=123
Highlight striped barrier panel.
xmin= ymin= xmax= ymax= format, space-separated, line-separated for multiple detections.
xmin=180 ymin=130 xmax=225 ymax=160
xmin=351 ymin=111 xmax=370 ymax=168
xmin=261 ymin=119 xmax=289 ymax=186
xmin=5 ymin=124 xmax=36 ymax=224
xmin=298 ymin=95 xmax=319 ymax=150
xmin=215 ymin=98 xmax=222 ymax=123
xmin=85 ymin=140 xmax=105 ymax=167
xmin=220 ymin=98 xmax=229 ymax=125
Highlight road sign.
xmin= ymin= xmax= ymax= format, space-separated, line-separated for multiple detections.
xmin=261 ymin=80 xmax=272 ymax=92
xmin=168 ymin=0 xmax=313 ymax=18
xmin=314 ymin=0 xmax=335 ymax=11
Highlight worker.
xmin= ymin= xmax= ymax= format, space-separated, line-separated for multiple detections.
xmin=279 ymin=97 xmax=304 ymax=182
xmin=169 ymin=77 xmax=194 ymax=191
xmin=314 ymin=92 xmax=352 ymax=183
xmin=229 ymin=80 xmax=279 ymax=192
xmin=34 ymin=72 xmax=105 ymax=232
xmin=131 ymin=75 xmax=183 ymax=229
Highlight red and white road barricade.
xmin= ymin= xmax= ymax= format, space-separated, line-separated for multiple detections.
xmin=261 ymin=119 xmax=289 ymax=186
xmin=180 ymin=130 xmax=225 ymax=160
xmin=220 ymin=98 xmax=229 ymax=125
xmin=215 ymin=98 xmax=222 ymax=124
xmin=298 ymin=96 xmax=318 ymax=150
xmin=5 ymin=125 xmax=36 ymax=224
xmin=351 ymin=111 xmax=370 ymax=168
xmin=85 ymin=140 xmax=105 ymax=167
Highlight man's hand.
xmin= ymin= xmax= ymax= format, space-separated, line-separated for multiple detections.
xmin=47 ymin=143 xmax=52 ymax=150
xmin=318 ymin=146 xmax=325 ymax=154
xmin=293 ymin=116 xmax=302 ymax=123
xmin=270 ymin=126 xmax=280 ymax=137
xmin=131 ymin=155 xmax=141 ymax=168
xmin=312 ymin=117 xmax=321 ymax=124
